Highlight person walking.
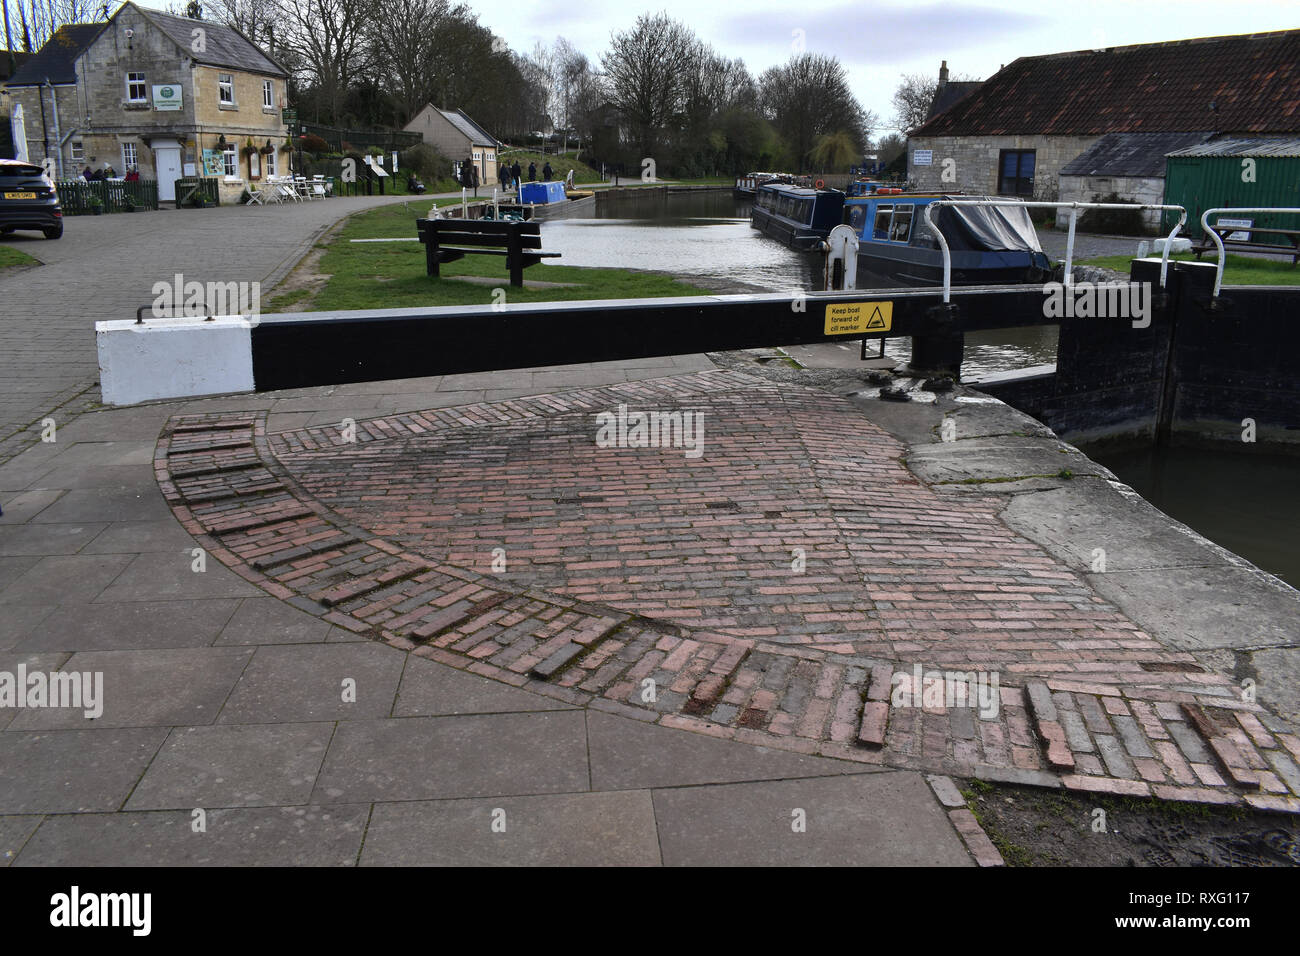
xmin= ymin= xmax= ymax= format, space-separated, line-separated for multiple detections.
xmin=511 ymin=160 xmax=522 ymax=187
xmin=542 ymin=161 xmax=553 ymax=181
xmin=527 ymin=161 xmax=536 ymax=182
xmin=500 ymin=160 xmax=513 ymax=192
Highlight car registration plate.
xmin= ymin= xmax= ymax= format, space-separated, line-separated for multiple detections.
xmin=4 ymin=192 xmax=37 ymax=200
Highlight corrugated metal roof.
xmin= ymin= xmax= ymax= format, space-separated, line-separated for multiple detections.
xmin=1166 ymin=138 xmax=1300 ymax=157
xmin=912 ymin=29 xmax=1300 ymax=137
xmin=1060 ymin=131 xmax=1216 ymax=177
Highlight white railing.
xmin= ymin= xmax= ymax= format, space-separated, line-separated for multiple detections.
xmin=921 ymin=200 xmax=1188 ymax=303
xmin=1199 ymin=207 xmax=1300 ymax=297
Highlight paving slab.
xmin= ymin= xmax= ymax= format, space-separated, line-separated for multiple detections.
xmin=7 ymin=647 xmax=253 ymax=730
xmin=126 ymin=722 xmax=334 ymax=810
xmin=0 ymin=652 xmax=70 ymax=730
xmin=0 ymin=815 xmax=44 ymax=865
xmin=0 ymin=727 xmax=167 ymax=812
xmin=361 ymin=791 xmax=660 ymax=866
xmin=652 ymin=771 xmax=973 ymax=866
xmin=0 ymin=490 xmax=63 ymax=524
xmin=392 ymin=655 xmax=573 ymax=716
xmin=81 ymin=519 xmax=202 ymax=554
xmin=14 ymin=805 xmax=369 ymax=866
xmin=313 ymin=712 xmax=589 ymax=803
xmin=94 ymin=551 xmax=262 ymax=602
xmin=15 ymin=599 xmax=239 ymax=652
xmin=0 ymin=604 xmax=57 ymax=651
xmin=215 ymin=596 xmax=334 ymax=645
xmin=217 ymin=643 xmax=404 ymax=723
xmin=0 ymin=553 xmax=132 ymax=605
xmin=30 ymin=486 xmax=171 ymax=523
xmin=0 ymin=521 xmax=108 ymax=556
xmin=587 ymin=710 xmax=881 ymax=790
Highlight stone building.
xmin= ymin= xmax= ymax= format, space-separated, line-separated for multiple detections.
xmin=2 ymin=2 xmax=288 ymax=203
xmin=907 ymin=29 xmax=1300 ymax=224
xmin=404 ymin=106 xmax=499 ymax=184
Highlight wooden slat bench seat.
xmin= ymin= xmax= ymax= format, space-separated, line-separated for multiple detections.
xmin=416 ymin=217 xmax=561 ymax=287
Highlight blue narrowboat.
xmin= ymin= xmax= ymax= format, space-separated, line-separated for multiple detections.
xmin=843 ymin=193 xmax=1053 ymax=288
xmin=750 ymin=182 xmax=846 ymax=250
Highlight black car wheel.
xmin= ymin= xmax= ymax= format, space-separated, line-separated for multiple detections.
xmin=43 ymin=224 xmax=63 ymax=239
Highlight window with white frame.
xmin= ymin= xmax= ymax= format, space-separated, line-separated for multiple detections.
xmin=222 ymin=143 xmax=238 ymax=178
xmin=71 ymin=141 xmax=84 ymax=163
xmin=265 ymin=148 xmax=277 ymax=177
xmin=218 ymin=73 xmax=235 ymax=105
xmin=122 ymin=142 xmax=137 ymax=171
xmin=262 ymin=79 xmax=274 ymax=109
xmin=126 ymin=72 xmax=147 ymax=102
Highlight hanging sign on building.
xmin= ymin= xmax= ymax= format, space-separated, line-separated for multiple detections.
xmin=153 ymin=85 xmax=183 ymax=111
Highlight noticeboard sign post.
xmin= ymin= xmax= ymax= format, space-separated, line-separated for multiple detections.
xmin=912 ymin=150 xmax=933 ymax=167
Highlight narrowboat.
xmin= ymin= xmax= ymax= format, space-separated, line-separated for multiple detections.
xmin=750 ymin=182 xmax=846 ymax=250
xmin=843 ymin=193 xmax=1053 ymax=287
xmin=497 ymin=180 xmax=596 ymax=220
xmin=733 ymin=171 xmax=803 ymax=198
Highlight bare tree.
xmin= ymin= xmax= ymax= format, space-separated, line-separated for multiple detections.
xmin=891 ymin=69 xmax=976 ymax=133
xmin=274 ymin=0 xmax=373 ymax=124
xmin=600 ymin=12 xmax=696 ymax=159
xmin=759 ymin=53 xmax=872 ymax=172
xmin=11 ymin=0 xmax=105 ymax=52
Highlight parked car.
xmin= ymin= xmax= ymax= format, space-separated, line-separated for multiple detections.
xmin=0 ymin=159 xmax=63 ymax=239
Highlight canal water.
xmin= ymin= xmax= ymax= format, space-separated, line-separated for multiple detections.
xmin=543 ymin=189 xmax=1058 ymax=380
xmin=545 ymin=188 xmax=1299 ymax=590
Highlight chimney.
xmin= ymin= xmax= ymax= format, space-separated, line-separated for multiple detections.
xmin=938 ymin=60 xmax=949 ymax=88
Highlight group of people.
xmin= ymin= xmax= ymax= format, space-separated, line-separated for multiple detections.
xmin=497 ymin=159 xmax=555 ymax=192
xmin=79 ymin=165 xmax=140 ymax=181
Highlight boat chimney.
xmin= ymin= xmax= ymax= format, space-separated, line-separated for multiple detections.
xmin=938 ymin=60 xmax=948 ymax=88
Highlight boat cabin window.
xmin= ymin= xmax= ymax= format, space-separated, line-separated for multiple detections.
xmin=873 ymin=205 xmax=893 ymax=239
xmin=890 ymin=205 xmax=914 ymax=242
xmin=848 ymin=204 xmax=868 ymax=232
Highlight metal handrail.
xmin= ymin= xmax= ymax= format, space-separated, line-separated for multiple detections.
xmin=1199 ymin=207 xmax=1300 ymax=297
xmin=921 ymin=200 xmax=1188 ymax=303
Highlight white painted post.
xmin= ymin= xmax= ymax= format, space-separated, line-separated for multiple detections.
xmin=1064 ymin=207 xmax=1078 ymax=289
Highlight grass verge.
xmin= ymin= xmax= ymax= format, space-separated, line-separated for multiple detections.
xmin=1079 ymin=251 xmax=1300 ymax=285
xmin=0 ymin=244 xmax=40 ymax=268
xmin=265 ymin=202 xmax=704 ymax=313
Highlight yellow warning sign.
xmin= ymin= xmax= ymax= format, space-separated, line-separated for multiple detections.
xmin=824 ymin=301 xmax=893 ymax=336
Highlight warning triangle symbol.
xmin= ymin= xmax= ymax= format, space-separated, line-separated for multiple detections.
xmin=865 ymin=307 xmax=887 ymax=330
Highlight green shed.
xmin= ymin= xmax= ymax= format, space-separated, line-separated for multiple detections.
xmin=1163 ymin=138 xmax=1300 ymax=241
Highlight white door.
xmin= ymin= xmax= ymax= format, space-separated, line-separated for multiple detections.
xmin=156 ymin=147 xmax=182 ymax=201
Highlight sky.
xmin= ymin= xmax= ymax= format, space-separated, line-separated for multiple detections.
xmin=137 ymin=0 xmax=1299 ymax=136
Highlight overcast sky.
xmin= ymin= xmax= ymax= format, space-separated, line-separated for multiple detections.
xmin=137 ymin=0 xmax=1298 ymax=136
xmin=476 ymin=0 xmax=1298 ymax=134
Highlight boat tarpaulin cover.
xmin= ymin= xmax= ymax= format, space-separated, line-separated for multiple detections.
xmin=932 ymin=202 xmax=1044 ymax=253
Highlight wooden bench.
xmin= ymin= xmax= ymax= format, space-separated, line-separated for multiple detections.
xmin=416 ymin=218 xmax=560 ymax=287
xmin=1194 ymin=225 xmax=1300 ymax=265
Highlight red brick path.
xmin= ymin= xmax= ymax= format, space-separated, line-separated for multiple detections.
xmin=156 ymin=370 xmax=1300 ymax=810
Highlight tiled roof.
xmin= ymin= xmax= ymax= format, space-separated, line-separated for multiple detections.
xmin=136 ymin=6 xmax=286 ymax=77
xmin=1 ymin=51 xmax=31 ymax=82
xmin=1167 ymin=137 xmax=1300 ymax=158
xmin=925 ymin=81 xmax=982 ymax=123
xmin=1059 ymin=131 xmax=1216 ymax=177
xmin=6 ymin=24 xmax=105 ymax=86
xmin=912 ymin=29 xmax=1300 ymax=137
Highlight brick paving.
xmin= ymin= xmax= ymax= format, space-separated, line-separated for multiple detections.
xmin=155 ymin=368 xmax=1300 ymax=811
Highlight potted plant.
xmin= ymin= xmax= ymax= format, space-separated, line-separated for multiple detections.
xmin=87 ymin=194 xmax=104 ymax=215
xmin=123 ymin=196 xmax=136 ymax=212
xmin=241 ymin=137 xmax=257 ymax=157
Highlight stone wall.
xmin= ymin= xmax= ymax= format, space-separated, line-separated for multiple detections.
xmin=907 ymin=134 xmax=1098 ymax=201
xmin=1059 ymin=174 xmax=1167 ymax=231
